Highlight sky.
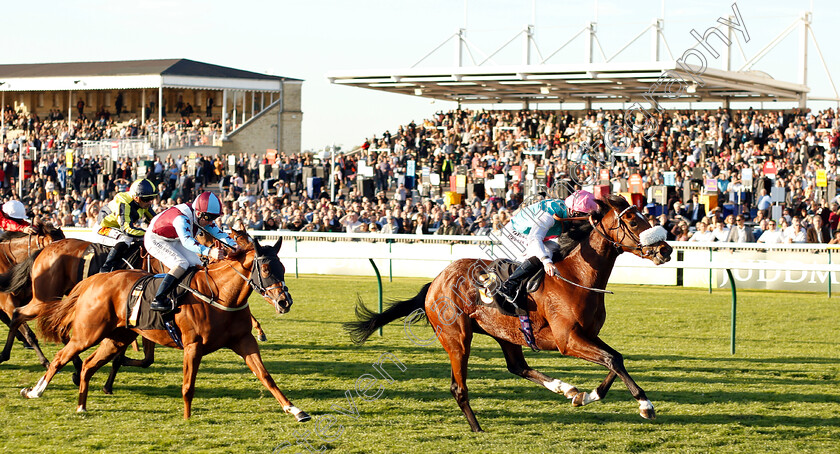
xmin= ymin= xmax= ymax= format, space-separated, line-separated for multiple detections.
xmin=4 ymin=0 xmax=839 ymax=152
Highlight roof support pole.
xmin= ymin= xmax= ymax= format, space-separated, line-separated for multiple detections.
xmin=141 ymin=90 xmax=146 ymax=125
xmin=723 ymin=16 xmax=733 ymax=71
xmin=585 ymin=22 xmax=596 ymax=63
xmin=1 ymin=89 xmax=5 ymax=137
xmin=651 ymin=18 xmax=663 ymax=62
xmin=798 ymin=11 xmax=811 ymax=108
xmin=251 ymin=91 xmax=255 ymax=121
xmin=68 ymin=90 xmax=72 ymax=126
xmin=222 ymin=89 xmax=228 ymax=137
xmin=233 ymin=91 xmax=238 ymax=130
xmin=158 ymin=84 xmax=163 ymax=149
xmin=261 ymin=92 xmax=265 ymax=114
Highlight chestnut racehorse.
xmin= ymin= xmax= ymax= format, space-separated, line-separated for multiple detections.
xmin=0 ymin=221 xmax=64 ymax=355
xmin=346 ymin=195 xmax=672 ymax=432
xmin=0 ymin=233 xmax=272 ymax=392
xmin=19 ymin=230 xmax=310 ymax=422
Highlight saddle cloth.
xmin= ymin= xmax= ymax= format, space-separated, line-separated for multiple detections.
xmin=124 ymin=269 xmax=198 ymax=330
xmin=475 ymin=259 xmax=545 ymax=317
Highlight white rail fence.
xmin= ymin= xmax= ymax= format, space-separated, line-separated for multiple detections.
xmin=61 ymin=229 xmax=840 ymax=295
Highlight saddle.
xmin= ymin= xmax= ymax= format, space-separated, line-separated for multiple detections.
xmin=78 ymin=243 xmax=147 ymax=282
xmin=475 ymin=259 xmax=545 ymax=317
xmin=125 ymin=269 xmax=199 ymax=330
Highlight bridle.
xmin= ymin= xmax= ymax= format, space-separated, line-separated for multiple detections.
xmin=588 ymin=204 xmax=656 ymax=257
xmin=226 ymin=252 xmax=292 ymax=313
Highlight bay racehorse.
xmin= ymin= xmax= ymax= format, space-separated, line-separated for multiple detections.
xmin=19 ymin=230 xmax=310 ymax=422
xmin=0 ymin=231 xmax=272 ymax=396
xmin=0 ymin=220 xmax=64 ymax=355
xmin=346 ymin=195 xmax=672 ymax=432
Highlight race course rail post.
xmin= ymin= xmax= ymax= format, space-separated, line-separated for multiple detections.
xmin=727 ymin=269 xmax=737 ymax=355
xmin=368 ymin=259 xmax=384 ymax=336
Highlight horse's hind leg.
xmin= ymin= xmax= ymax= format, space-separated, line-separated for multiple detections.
xmin=0 ymin=301 xmax=45 ymax=363
xmin=494 ymin=338 xmax=579 ymax=400
xmin=21 ymin=337 xmax=90 ymax=399
xmin=564 ymin=327 xmax=654 ymax=419
xmin=78 ymin=330 xmax=136 ymax=412
xmin=434 ymin=322 xmax=482 ymax=432
xmin=103 ymin=337 xmax=153 ymax=394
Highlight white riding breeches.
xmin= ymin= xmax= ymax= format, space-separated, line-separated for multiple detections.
xmin=145 ymin=232 xmax=203 ymax=271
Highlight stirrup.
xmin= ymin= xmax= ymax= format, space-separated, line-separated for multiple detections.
xmin=150 ymin=298 xmax=173 ymax=312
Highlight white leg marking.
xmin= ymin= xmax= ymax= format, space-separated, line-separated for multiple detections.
xmin=581 ymin=389 xmax=601 ymax=405
xmin=543 ymin=379 xmax=576 ymax=396
xmin=639 ymin=399 xmax=654 ymax=411
xmin=76 ymin=405 xmax=87 ymax=413
xmin=283 ymin=405 xmax=302 ymax=416
xmin=28 ymin=376 xmax=48 ymax=398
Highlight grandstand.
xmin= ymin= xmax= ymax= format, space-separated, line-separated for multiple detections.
xmin=0 ymin=59 xmax=303 ymax=156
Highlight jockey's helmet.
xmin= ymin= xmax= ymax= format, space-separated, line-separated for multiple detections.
xmin=564 ymin=190 xmax=598 ymax=215
xmin=193 ymin=192 xmax=222 ymax=221
xmin=129 ymin=179 xmax=157 ymax=201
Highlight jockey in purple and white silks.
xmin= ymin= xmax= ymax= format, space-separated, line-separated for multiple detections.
xmin=145 ymin=191 xmax=236 ymax=312
xmin=496 ymin=190 xmax=599 ymax=305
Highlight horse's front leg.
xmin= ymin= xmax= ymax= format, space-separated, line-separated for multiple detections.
xmin=250 ymin=315 xmax=267 ymax=342
xmin=562 ymin=325 xmax=654 ymax=419
xmin=228 ymin=334 xmax=310 ymax=422
xmin=182 ymin=342 xmax=203 ymax=419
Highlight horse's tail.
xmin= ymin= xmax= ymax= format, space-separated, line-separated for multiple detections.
xmin=344 ymin=282 xmax=431 ymax=344
xmin=0 ymin=249 xmax=41 ymax=295
xmin=37 ymin=279 xmax=87 ymax=344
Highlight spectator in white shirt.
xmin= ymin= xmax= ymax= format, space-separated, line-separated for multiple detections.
xmin=711 ymin=220 xmax=730 ymax=242
xmin=757 ymin=220 xmax=784 ymax=244
xmin=688 ymin=221 xmax=715 ymax=242
xmin=784 ymin=217 xmax=807 ymax=243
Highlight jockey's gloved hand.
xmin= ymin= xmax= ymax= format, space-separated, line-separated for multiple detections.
xmin=23 ymin=226 xmax=37 ymax=235
xmin=543 ymin=261 xmax=558 ymax=277
xmin=208 ymin=247 xmax=226 ymax=260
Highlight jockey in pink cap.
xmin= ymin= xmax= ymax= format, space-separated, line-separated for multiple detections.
xmin=497 ymin=189 xmax=598 ymax=304
xmin=145 ymin=191 xmax=236 ymax=312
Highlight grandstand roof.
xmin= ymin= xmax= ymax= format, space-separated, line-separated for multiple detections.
xmin=326 ymin=61 xmax=809 ymax=105
xmin=0 ymin=59 xmax=301 ymax=92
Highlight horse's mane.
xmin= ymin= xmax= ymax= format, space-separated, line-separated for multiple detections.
xmin=550 ymin=194 xmax=629 ymax=261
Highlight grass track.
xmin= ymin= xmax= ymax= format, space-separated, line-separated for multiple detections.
xmin=0 ymin=275 xmax=838 ymax=453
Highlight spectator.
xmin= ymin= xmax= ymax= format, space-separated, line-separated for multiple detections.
xmin=784 ymin=217 xmax=807 ymax=243
xmin=757 ymin=220 xmax=784 ymax=244
xmin=726 ymin=215 xmax=755 ymax=242
xmin=806 ymin=215 xmax=831 ymax=244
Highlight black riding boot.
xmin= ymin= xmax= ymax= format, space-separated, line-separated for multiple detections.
xmin=100 ymin=242 xmax=129 ymax=273
xmin=150 ymin=274 xmax=179 ymax=312
xmin=496 ymin=257 xmax=543 ymax=304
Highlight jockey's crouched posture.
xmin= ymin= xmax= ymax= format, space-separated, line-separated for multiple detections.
xmin=145 ymin=191 xmax=236 ymax=312
xmin=96 ymin=179 xmax=157 ymax=273
xmin=496 ymin=190 xmax=598 ymax=305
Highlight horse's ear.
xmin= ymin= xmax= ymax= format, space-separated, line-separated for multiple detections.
xmin=273 ymin=236 xmax=283 ymax=252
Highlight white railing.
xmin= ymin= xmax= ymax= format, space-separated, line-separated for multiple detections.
xmin=59 ymin=228 xmax=840 ymax=294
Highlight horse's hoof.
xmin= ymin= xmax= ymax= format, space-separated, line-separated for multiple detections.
xmin=102 ymin=386 xmax=113 ymax=395
xmin=0 ymin=353 xmax=9 ymax=364
xmin=71 ymin=373 xmax=80 ymax=387
xmin=20 ymin=387 xmax=34 ymax=398
xmin=41 ymin=360 xmax=50 ymax=369
xmin=76 ymin=406 xmax=87 ymax=414
xmin=640 ymin=408 xmax=656 ymax=420
xmin=257 ymin=333 xmax=267 ymax=342
xmin=295 ymin=411 xmax=311 ymax=422
xmin=571 ymin=392 xmax=585 ymax=407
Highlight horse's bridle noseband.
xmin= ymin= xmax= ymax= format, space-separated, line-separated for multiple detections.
xmin=589 ymin=205 xmax=656 ymax=257
xmin=228 ymin=254 xmax=292 ymax=311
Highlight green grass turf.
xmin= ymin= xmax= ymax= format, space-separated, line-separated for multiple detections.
xmin=0 ymin=275 xmax=838 ymax=453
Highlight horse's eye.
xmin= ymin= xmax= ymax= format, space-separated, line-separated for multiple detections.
xmin=629 ymin=221 xmax=638 ymax=228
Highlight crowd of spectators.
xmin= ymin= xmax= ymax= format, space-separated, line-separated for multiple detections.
xmin=3 ymin=103 xmax=840 ymax=245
